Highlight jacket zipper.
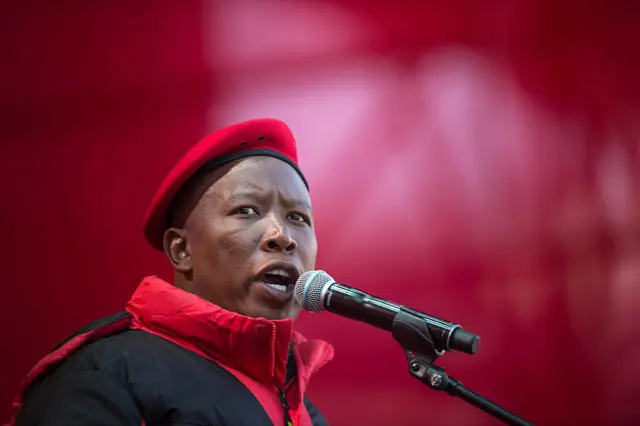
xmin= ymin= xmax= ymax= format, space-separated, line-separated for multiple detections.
xmin=276 ymin=386 xmax=293 ymax=426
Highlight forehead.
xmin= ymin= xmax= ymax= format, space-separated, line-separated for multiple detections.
xmin=205 ymin=156 xmax=311 ymax=204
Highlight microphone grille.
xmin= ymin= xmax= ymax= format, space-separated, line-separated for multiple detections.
xmin=294 ymin=270 xmax=334 ymax=312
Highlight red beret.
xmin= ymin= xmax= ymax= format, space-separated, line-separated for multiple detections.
xmin=143 ymin=118 xmax=307 ymax=250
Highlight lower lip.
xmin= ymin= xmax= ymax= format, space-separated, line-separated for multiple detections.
xmin=254 ymin=281 xmax=294 ymax=305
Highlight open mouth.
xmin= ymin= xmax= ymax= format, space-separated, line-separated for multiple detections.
xmin=255 ymin=263 xmax=299 ymax=294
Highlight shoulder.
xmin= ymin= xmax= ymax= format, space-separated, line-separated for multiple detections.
xmin=24 ymin=329 xmax=169 ymax=396
xmin=14 ymin=325 xmax=157 ymax=426
xmin=24 ymin=310 xmax=188 ymax=396
xmin=57 ymin=330 xmax=167 ymax=374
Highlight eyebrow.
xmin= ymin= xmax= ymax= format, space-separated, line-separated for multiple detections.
xmin=227 ymin=188 xmax=312 ymax=211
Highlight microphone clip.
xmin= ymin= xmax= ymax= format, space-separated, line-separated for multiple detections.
xmin=392 ymin=308 xmax=444 ymax=364
xmin=392 ymin=308 xmax=451 ymax=390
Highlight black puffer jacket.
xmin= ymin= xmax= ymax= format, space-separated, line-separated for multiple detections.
xmin=8 ymin=276 xmax=334 ymax=426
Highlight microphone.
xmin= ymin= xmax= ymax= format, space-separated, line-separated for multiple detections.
xmin=295 ymin=270 xmax=480 ymax=355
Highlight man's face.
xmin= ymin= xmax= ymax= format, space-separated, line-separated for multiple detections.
xmin=169 ymin=156 xmax=316 ymax=320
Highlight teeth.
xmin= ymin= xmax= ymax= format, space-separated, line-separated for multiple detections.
xmin=267 ymin=284 xmax=288 ymax=292
xmin=266 ymin=268 xmax=290 ymax=278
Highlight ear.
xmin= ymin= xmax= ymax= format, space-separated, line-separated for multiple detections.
xmin=162 ymin=227 xmax=192 ymax=273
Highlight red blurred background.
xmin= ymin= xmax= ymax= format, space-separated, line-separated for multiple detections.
xmin=1 ymin=1 xmax=639 ymax=425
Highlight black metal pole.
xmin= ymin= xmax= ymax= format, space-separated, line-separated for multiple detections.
xmin=444 ymin=377 xmax=533 ymax=426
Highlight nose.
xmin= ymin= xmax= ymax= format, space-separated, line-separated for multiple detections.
xmin=260 ymin=220 xmax=297 ymax=254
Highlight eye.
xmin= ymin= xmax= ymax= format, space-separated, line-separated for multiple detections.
xmin=289 ymin=212 xmax=310 ymax=225
xmin=235 ymin=206 xmax=259 ymax=216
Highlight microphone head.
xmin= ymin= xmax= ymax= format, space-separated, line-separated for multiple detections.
xmin=294 ymin=270 xmax=335 ymax=312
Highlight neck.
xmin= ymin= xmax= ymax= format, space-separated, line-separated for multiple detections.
xmin=172 ymin=271 xmax=195 ymax=294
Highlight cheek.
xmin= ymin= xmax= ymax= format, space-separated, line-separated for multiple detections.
xmin=205 ymin=228 xmax=259 ymax=267
xmin=298 ymin=233 xmax=318 ymax=268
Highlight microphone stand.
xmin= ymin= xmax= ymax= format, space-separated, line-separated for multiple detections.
xmin=392 ymin=309 xmax=534 ymax=426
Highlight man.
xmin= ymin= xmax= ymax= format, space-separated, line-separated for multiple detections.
xmin=8 ymin=118 xmax=334 ymax=426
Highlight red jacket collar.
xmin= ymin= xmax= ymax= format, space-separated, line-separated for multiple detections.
xmin=125 ymin=276 xmax=334 ymax=390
